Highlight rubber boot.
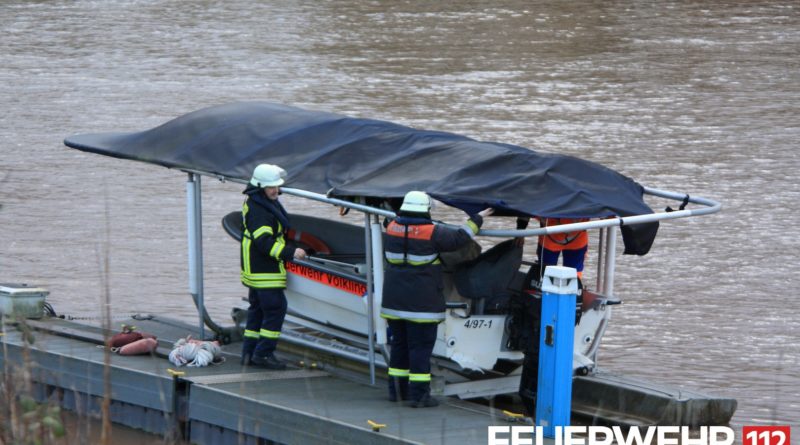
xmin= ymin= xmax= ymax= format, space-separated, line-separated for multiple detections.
xmin=407 ymin=392 xmax=439 ymax=408
xmin=519 ymin=388 xmax=536 ymax=418
xmin=388 ymin=377 xmax=409 ymax=402
xmin=251 ymin=353 xmax=287 ymax=370
xmin=406 ymin=382 xmax=439 ymax=408
xmin=241 ymin=338 xmax=258 ymax=366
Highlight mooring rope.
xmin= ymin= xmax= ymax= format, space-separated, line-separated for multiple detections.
xmin=168 ymin=337 xmax=224 ymax=367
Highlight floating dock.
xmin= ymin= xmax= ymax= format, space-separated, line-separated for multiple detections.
xmin=1 ymin=316 xmax=535 ymax=445
xmin=1 ymin=314 xmax=736 ymax=444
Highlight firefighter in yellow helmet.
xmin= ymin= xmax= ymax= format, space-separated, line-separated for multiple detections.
xmin=381 ymin=191 xmax=493 ymax=407
xmin=240 ymin=164 xmax=307 ymax=369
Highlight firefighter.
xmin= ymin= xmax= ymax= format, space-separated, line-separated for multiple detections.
xmin=381 ymin=191 xmax=493 ymax=407
xmin=537 ymin=217 xmax=589 ymax=279
xmin=240 ymin=164 xmax=307 ymax=370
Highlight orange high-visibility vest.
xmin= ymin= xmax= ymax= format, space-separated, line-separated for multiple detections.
xmin=539 ymin=217 xmax=589 ymax=251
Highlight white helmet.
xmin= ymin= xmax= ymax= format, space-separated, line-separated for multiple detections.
xmin=249 ymin=164 xmax=286 ymax=188
xmin=400 ymin=191 xmax=431 ymax=213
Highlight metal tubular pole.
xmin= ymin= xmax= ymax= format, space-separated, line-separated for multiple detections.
xmin=364 ymin=210 xmax=376 ymax=385
xmin=370 ymin=216 xmax=387 ymax=346
xmin=212 ymin=174 xmax=721 ymax=238
xmin=596 ymin=228 xmax=605 ymax=292
xmin=186 ymin=174 xmax=205 ymax=338
xmin=186 ymin=174 xmax=198 ymax=298
xmin=281 ymin=187 xmax=395 ymax=218
xmin=193 ymin=174 xmax=206 ymax=339
xmin=604 ymin=228 xmax=618 ymax=296
xmin=187 ymin=171 xmax=720 ymax=237
xmin=478 ymin=189 xmax=721 ymax=238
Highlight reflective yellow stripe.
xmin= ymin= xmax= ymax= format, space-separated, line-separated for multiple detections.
xmin=241 ymin=274 xmax=285 ymax=281
xmin=385 ymin=252 xmax=438 ymax=263
xmin=241 ymin=275 xmax=286 ymax=289
xmin=379 ymin=314 xmax=442 ymax=323
xmin=260 ymin=329 xmax=281 ymax=339
xmin=242 ymin=281 xmax=286 ymax=289
xmin=244 ymin=271 xmax=286 ymax=279
xmin=380 ymin=307 xmax=445 ymax=321
xmin=253 ymin=226 xmax=273 ymax=239
xmin=270 ymin=237 xmax=286 ymax=259
xmin=242 ymin=237 xmax=252 ymax=274
xmin=409 ymin=373 xmax=431 ymax=382
xmin=244 ymin=330 xmax=260 ymax=339
xmin=241 ymin=196 xmax=250 ymax=278
xmin=241 ymin=264 xmax=286 ymax=284
xmin=466 ymin=220 xmax=479 ymax=235
xmin=388 ymin=368 xmax=409 ymax=377
xmin=386 ymin=257 xmax=442 ymax=266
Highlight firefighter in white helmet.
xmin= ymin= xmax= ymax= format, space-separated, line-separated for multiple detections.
xmin=240 ymin=164 xmax=307 ymax=370
xmin=381 ymin=190 xmax=493 ymax=407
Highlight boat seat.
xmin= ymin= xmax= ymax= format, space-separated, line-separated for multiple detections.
xmin=222 ymin=211 xmax=243 ymax=242
xmin=452 ymin=239 xmax=523 ymax=315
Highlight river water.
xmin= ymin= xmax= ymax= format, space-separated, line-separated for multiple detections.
xmin=1 ymin=0 xmax=798 ymax=438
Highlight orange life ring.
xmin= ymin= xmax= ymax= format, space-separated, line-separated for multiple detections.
xmin=286 ymin=229 xmax=332 ymax=255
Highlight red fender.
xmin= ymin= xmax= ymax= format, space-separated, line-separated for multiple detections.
xmin=118 ymin=337 xmax=158 ymax=356
xmin=109 ymin=331 xmax=143 ymax=348
xmin=286 ymin=229 xmax=331 ymax=255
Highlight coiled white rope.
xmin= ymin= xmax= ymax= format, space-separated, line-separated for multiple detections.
xmin=168 ymin=337 xmax=224 ymax=367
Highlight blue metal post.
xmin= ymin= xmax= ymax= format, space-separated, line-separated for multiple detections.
xmin=535 ymin=265 xmax=578 ymax=438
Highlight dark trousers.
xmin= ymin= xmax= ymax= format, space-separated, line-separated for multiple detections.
xmin=244 ymin=288 xmax=288 ymax=358
xmin=519 ymin=353 xmax=540 ymax=417
xmin=387 ymin=319 xmax=438 ymax=401
xmin=537 ymin=245 xmax=588 ymax=274
xmin=516 ymin=292 xmax=542 ymax=418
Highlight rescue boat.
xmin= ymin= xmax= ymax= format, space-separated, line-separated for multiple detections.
xmin=63 ymin=102 xmax=725 ymax=406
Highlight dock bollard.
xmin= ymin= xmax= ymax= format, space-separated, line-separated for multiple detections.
xmin=535 ymin=266 xmax=578 ymax=438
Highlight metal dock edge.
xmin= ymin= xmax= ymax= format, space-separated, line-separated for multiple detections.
xmin=1 ymin=327 xmax=176 ymax=435
xmin=187 ymin=384 xmax=417 ymax=445
xmin=0 ymin=318 xmax=523 ymax=445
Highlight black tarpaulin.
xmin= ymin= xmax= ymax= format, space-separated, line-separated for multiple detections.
xmin=64 ymin=101 xmax=658 ymax=254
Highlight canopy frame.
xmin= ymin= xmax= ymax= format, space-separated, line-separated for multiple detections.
xmin=182 ymin=170 xmax=720 ymax=382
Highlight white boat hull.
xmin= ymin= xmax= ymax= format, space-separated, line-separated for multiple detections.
xmin=285 ymin=258 xmax=611 ymax=375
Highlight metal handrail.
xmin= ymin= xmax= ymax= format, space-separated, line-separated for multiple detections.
xmin=198 ymin=171 xmax=722 ymax=237
xmin=282 ymin=185 xmax=721 ymax=238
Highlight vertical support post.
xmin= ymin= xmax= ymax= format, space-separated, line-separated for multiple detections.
xmin=364 ymin=211 xmax=376 ymax=385
xmin=604 ymin=227 xmax=617 ymax=296
xmin=186 ymin=175 xmax=197 ymax=296
xmin=186 ymin=173 xmax=205 ymax=339
xmin=535 ymin=265 xmax=578 ymax=438
xmin=595 ymin=228 xmax=606 ymax=292
xmin=370 ymin=215 xmax=387 ymax=346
